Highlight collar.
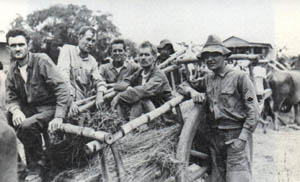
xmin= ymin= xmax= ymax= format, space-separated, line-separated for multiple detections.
xmin=76 ymin=46 xmax=89 ymax=61
xmin=12 ymin=52 xmax=33 ymax=70
xmin=108 ymin=61 xmax=127 ymax=70
xmin=214 ymin=65 xmax=232 ymax=78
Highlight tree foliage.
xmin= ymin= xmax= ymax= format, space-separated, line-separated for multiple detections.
xmin=10 ymin=4 xmax=122 ymax=63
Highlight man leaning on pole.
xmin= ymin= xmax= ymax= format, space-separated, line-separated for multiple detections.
xmin=179 ymin=35 xmax=259 ymax=182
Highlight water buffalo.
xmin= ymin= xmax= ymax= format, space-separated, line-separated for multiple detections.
xmin=268 ymin=70 xmax=300 ymax=129
xmin=0 ymin=116 xmax=18 ymax=182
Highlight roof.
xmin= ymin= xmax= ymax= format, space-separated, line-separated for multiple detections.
xmin=0 ymin=31 xmax=6 ymax=43
xmin=223 ymin=36 xmax=272 ymax=49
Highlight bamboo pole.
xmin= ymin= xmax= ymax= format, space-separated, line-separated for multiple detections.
xmin=158 ymin=49 xmax=187 ymax=69
xmin=173 ymin=58 xmax=199 ymax=65
xmin=75 ymin=88 xmax=114 ymax=105
xmin=162 ymin=64 xmax=179 ymax=73
xmin=105 ymin=95 xmax=185 ymax=144
xmin=77 ymin=91 xmax=117 ymax=112
xmin=59 ymin=123 xmax=109 ymax=142
xmin=84 ymin=140 xmax=106 ymax=155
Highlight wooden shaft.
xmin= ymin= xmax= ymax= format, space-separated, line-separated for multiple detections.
xmin=84 ymin=140 xmax=106 ymax=155
xmin=158 ymin=49 xmax=187 ymax=69
xmin=189 ymin=165 xmax=208 ymax=181
xmin=190 ymin=150 xmax=209 ymax=160
xmin=110 ymin=144 xmax=127 ymax=182
xmin=75 ymin=88 xmax=114 ymax=105
xmin=174 ymin=58 xmax=199 ymax=65
xmin=170 ymin=71 xmax=176 ymax=90
xmin=100 ymin=151 xmax=112 ymax=182
xmin=162 ymin=65 xmax=179 ymax=73
xmin=77 ymin=91 xmax=117 ymax=112
xmin=59 ymin=123 xmax=108 ymax=142
xmin=105 ymin=95 xmax=185 ymax=144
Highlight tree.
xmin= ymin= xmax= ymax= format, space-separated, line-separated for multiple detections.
xmin=10 ymin=4 xmax=121 ymax=63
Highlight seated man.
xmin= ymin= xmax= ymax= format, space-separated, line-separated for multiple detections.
xmin=99 ymin=39 xmax=139 ymax=115
xmin=99 ymin=38 xmax=139 ymax=90
xmin=156 ymin=39 xmax=182 ymax=88
xmin=5 ymin=29 xmax=70 ymax=181
xmin=112 ymin=41 xmax=172 ymax=120
xmin=57 ymin=26 xmax=106 ymax=119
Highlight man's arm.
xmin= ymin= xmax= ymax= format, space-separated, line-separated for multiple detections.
xmin=40 ymin=54 xmax=70 ymax=118
xmin=56 ymin=45 xmax=76 ymax=99
xmin=238 ymin=73 xmax=259 ymax=141
xmin=5 ymin=73 xmax=21 ymax=113
xmin=118 ymin=71 xmax=168 ymax=104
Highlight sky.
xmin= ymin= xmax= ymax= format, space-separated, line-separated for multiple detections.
xmin=0 ymin=0 xmax=299 ymax=56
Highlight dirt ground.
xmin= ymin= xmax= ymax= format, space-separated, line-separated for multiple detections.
xmin=253 ymin=112 xmax=300 ymax=182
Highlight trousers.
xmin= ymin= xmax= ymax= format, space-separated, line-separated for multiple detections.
xmin=208 ymin=128 xmax=252 ymax=182
xmin=8 ymin=105 xmax=55 ymax=175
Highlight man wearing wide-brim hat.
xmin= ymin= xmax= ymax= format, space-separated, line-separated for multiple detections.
xmin=179 ymin=35 xmax=259 ymax=182
xmin=156 ymin=39 xmax=181 ymax=87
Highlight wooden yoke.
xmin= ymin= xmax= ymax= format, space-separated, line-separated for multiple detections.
xmin=105 ymin=95 xmax=185 ymax=145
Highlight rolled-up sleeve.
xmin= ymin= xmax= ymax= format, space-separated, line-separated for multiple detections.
xmin=40 ymin=55 xmax=70 ymax=118
xmin=118 ymin=72 xmax=166 ymax=104
xmin=238 ymin=73 xmax=259 ymax=140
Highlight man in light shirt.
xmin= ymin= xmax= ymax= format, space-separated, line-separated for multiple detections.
xmin=57 ymin=26 xmax=106 ymax=118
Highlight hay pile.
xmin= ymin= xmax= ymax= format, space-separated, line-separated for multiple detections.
xmin=51 ymin=108 xmax=183 ymax=182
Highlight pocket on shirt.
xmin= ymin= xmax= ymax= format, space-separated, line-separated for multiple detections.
xmin=220 ymin=88 xmax=236 ymax=108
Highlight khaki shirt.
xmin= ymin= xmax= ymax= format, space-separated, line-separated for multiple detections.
xmin=118 ymin=66 xmax=172 ymax=107
xmin=99 ymin=61 xmax=139 ymax=84
xmin=191 ymin=66 xmax=259 ymax=140
xmin=57 ymin=45 xmax=106 ymax=100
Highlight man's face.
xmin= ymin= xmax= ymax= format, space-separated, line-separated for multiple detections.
xmin=78 ymin=30 xmax=96 ymax=53
xmin=202 ymin=52 xmax=225 ymax=71
xmin=7 ymin=35 xmax=29 ymax=60
xmin=159 ymin=46 xmax=172 ymax=60
xmin=111 ymin=43 xmax=126 ymax=65
xmin=138 ymin=47 xmax=155 ymax=68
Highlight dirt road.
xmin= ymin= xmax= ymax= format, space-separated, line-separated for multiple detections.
xmin=253 ymin=126 xmax=300 ymax=182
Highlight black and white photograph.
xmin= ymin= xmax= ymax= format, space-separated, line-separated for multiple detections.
xmin=0 ymin=0 xmax=300 ymax=181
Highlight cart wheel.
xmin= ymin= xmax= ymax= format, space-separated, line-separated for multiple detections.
xmin=176 ymin=103 xmax=209 ymax=182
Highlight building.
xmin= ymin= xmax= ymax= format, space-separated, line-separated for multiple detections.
xmin=223 ymin=36 xmax=273 ymax=59
xmin=0 ymin=32 xmax=10 ymax=72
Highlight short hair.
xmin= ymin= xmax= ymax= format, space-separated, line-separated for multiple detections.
xmin=111 ymin=39 xmax=126 ymax=51
xmin=139 ymin=41 xmax=157 ymax=57
xmin=6 ymin=29 xmax=30 ymax=44
xmin=78 ymin=26 xmax=96 ymax=37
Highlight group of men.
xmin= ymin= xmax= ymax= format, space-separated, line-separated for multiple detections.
xmin=3 ymin=25 xmax=259 ymax=182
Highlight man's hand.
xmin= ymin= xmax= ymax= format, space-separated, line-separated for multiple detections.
xmin=225 ymin=138 xmax=246 ymax=151
xmin=12 ymin=109 xmax=26 ymax=126
xmin=95 ymin=92 xmax=104 ymax=110
xmin=68 ymin=101 xmax=80 ymax=117
xmin=48 ymin=118 xmax=63 ymax=132
xmin=111 ymin=94 xmax=120 ymax=110
xmin=190 ymin=90 xmax=205 ymax=103
xmin=113 ymin=82 xmax=129 ymax=92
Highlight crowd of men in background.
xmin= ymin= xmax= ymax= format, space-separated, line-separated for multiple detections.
xmin=1 ymin=26 xmax=259 ymax=182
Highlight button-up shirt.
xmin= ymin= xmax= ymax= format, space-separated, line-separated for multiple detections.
xmin=6 ymin=53 xmax=70 ymax=118
xmin=190 ymin=66 xmax=259 ymax=139
xmin=57 ymin=44 xmax=106 ymax=100
xmin=99 ymin=61 xmax=139 ymax=84
xmin=118 ymin=66 xmax=172 ymax=107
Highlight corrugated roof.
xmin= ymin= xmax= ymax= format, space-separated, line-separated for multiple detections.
xmin=223 ymin=36 xmax=272 ymax=48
